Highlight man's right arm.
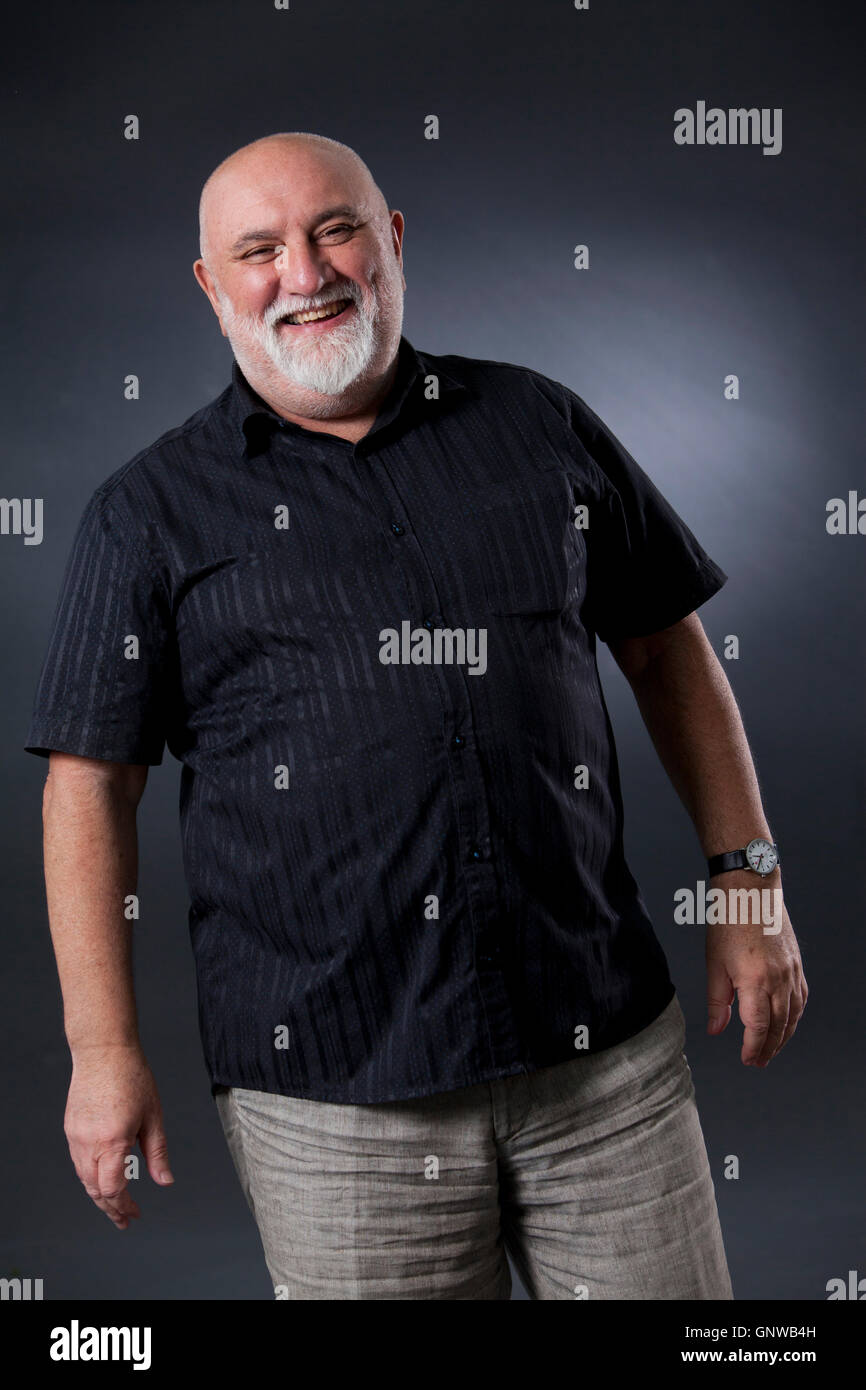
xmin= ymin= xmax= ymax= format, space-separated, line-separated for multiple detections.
xmin=42 ymin=752 xmax=174 ymax=1230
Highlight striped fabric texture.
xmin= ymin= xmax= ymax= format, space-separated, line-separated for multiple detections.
xmin=25 ymin=335 xmax=727 ymax=1102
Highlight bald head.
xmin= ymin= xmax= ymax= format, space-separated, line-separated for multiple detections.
xmin=197 ymin=132 xmax=389 ymax=267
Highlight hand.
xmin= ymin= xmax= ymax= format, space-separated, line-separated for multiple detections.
xmin=705 ymin=875 xmax=808 ymax=1067
xmin=64 ymin=1044 xmax=174 ymax=1229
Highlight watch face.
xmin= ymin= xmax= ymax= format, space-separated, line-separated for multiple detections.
xmin=745 ymin=838 xmax=779 ymax=875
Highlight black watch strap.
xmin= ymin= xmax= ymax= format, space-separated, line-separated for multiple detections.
xmin=708 ymin=843 xmax=780 ymax=876
xmin=707 ymin=849 xmax=748 ymax=876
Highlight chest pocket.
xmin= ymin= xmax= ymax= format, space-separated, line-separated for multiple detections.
xmin=464 ymin=468 xmax=583 ymax=616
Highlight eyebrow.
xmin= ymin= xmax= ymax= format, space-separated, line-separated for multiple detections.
xmin=229 ymin=206 xmax=362 ymax=255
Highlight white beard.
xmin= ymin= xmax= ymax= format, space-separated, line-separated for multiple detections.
xmin=219 ymin=284 xmax=381 ymax=397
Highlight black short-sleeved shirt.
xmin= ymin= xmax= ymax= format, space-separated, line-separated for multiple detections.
xmin=24 ymin=335 xmax=727 ymax=1103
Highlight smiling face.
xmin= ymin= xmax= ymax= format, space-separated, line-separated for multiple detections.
xmin=193 ymin=135 xmax=406 ymax=416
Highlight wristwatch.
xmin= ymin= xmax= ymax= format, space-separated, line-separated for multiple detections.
xmin=707 ymin=837 xmax=780 ymax=878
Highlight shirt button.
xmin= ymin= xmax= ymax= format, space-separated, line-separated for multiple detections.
xmin=390 ymin=522 xmax=405 ymax=535
xmin=452 ymin=733 xmax=465 ymax=749
xmin=423 ymin=614 xmax=443 ymax=629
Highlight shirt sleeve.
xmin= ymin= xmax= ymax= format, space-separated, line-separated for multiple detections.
xmin=562 ymin=387 xmax=728 ymax=642
xmin=24 ymin=487 xmax=177 ymax=765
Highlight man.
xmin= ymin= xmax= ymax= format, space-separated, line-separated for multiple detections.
xmin=26 ymin=131 xmax=807 ymax=1301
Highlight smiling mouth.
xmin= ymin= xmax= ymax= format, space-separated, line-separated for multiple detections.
xmin=281 ymin=298 xmax=353 ymax=327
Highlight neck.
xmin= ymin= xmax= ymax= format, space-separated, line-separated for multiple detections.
xmin=244 ymin=344 xmax=402 ymax=443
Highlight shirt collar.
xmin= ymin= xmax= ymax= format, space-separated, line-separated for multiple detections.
xmin=230 ymin=334 xmax=468 ymax=457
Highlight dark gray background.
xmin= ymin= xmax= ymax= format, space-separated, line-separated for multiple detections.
xmin=4 ymin=0 xmax=863 ymax=1299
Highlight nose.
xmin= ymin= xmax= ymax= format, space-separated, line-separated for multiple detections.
xmin=273 ymin=238 xmax=338 ymax=299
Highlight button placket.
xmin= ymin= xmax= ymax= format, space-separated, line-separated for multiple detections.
xmin=370 ymin=447 xmax=522 ymax=1068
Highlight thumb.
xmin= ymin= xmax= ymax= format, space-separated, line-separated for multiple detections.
xmin=706 ymin=955 xmax=735 ymax=1036
xmin=139 ymin=1114 xmax=174 ymax=1186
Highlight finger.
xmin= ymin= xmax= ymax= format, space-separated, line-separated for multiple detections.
xmin=95 ymin=1148 xmax=142 ymax=1226
xmin=74 ymin=1147 xmax=139 ymax=1229
xmin=754 ymin=990 xmax=790 ymax=1066
xmin=68 ymin=1143 xmax=120 ymax=1224
xmin=738 ymin=986 xmax=771 ymax=1065
xmin=67 ymin=1135 xmax=140 ymax=1229
xmin=73 ymin=1159 xmax=140 ymax=1229
xmin=706 ymin=957 xmax=735 ymax=1036
xmin=775 ymin=986 xmax=807 ymax=1055
xmin=91 ymin=1189 xmax=140 ymax=1229
xmin=139 ymin=1116 xmax=174 ymax=1187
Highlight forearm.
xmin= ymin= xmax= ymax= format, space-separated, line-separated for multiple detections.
xmin=42 ymin=764 xmax=142 ymax=1056
xmin=612 ymin=620 xmax=805 ymax=1067
xmin=625 ymin=623 xmax=777 ymax=871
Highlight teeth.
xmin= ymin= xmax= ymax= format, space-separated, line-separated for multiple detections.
xmin=286 ymin=299 xmax=349 ymax=325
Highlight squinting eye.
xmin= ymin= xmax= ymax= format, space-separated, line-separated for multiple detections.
xmin=322 ymin=224 xmax=354 ymax=236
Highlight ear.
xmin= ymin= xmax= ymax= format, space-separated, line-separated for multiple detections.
xmin=193 ymin=259 xmax=229 ymax=338
xmin=389 ymin=211 xmax=406 ymax=292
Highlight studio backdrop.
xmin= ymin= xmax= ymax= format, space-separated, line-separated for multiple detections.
xmin=4 ymin=0 xmax=863 ymax=1301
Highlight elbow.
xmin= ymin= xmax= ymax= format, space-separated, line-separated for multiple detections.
xmin=43 ymin=753 xmax=149 ymax=813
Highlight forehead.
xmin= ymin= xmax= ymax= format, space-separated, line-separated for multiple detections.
xmin=205 ymin=148 xmax=372 ymax=250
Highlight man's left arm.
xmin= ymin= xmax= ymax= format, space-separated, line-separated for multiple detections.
xmin=607 ymin=611 xmax=808 ymax=1069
